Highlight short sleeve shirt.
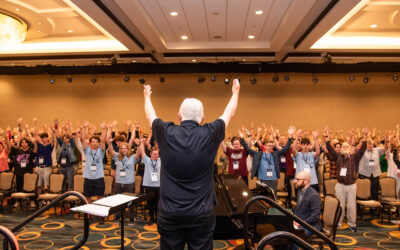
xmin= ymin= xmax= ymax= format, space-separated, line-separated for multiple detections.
xmin=113 ymin=155 xmax=136 ymax=184
xmin=293 ymin=152 xmax=318 ymax=185
xmin=152 ymin=118 xmax=225 ymax=215
xmin=142 ymin=155 xmax=161 ymax=187
xmin=36 ymin=143 xmax=53 ymax=166
xmin=225 ymin=148 xmax=248 ymax=176
xmin=83 ymin=147 xmax=105 ymax=179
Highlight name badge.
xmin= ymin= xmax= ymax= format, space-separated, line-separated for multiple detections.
xmin=304 ymin=164 xmax=310 ymax=173
xmin=340 ymin=168 xmax=347 ymax=176
xmin=280 ymin=156 xmax=286 ymax=163
xmin=368 ymin=160 xmax=375 ymax=167
xmin=233 ymin=161 xmax=239 ymax=170
xmin=38 ymin=157 xmax=44 ymax=165
xmin=90 ymin=164 xmax=97 ymax=171
xmin=21 ymin=160 xmax=27 ymax=168
xmin=267 ymin=169 xmax=273 ymax=177
xmin=120 ymin=170 xmax=126 ymax=177
xmin=61 ymin=157 xmax=67 ymax=165
xmin=8 ymin=158 xmax=11 ymax=163
xmin=151 ymin=172 xmax=158 ymax=182
xmin=294 ymin=162 xmax=296 ymax=169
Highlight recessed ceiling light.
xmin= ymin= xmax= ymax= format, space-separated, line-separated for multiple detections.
xmin=242 ymin=59 xmax=246 ymax=61
xmin=37 ymin=30 xmax=41 ymax=33
xmin=170 ymin=11 xmax=178 ymax=16
xmin=370 ymin=24 xmax=378 ymax=28
xmin=16 ymin=8 xmax=20 ymax=11
xmin=192 ymin=59 xmax=197 ymax=62
xmin=255 ymin=10 xmax=263 ymax=15
xmin=181 ymin=35 xmax=188 ymax=40
xmin=67 ymin=29 xmax=74 ymax=33
xmin=248 ymin=35 xmax=255 ymax=39
xmin=132 ymin=60 xmax=136 ymax=63
xmin=97 ymin=61 xmax=101 ymax=64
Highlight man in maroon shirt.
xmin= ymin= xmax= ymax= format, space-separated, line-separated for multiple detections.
xmin=221 ymin=136 xmax=249 ymax=185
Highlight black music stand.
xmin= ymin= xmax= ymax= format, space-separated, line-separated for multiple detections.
xmin=71 ymin=193 xmax=139 ymax=249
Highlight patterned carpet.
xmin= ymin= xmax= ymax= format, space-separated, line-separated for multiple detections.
xmin=1 ymin=206 xmax=400 ymax=249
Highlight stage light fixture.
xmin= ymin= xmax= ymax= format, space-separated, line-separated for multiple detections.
xmin=66 ymin=75 xmax=72 ymax=83
xmin=139 ymin=78 xmax=145 ymax=84
xmin=349 ymin=74 xmax=355 ymax=81
xmin=363 ymin=76 xmax=369 ymax=84
xmin=91 ymin=77 xmax=97 ymax=84
xmin=160 ymin=76 xmax=165 ymax=83
xmin=49 ymin=78 xmax=55 ymax=84
xmin=272 ymin=76 xmax=279 ymax=83
xmin=284 ymin=75 xmax=290 ymax=81
xmin=211 ymin=74 xmax=216 ymax=82
xmin=224 ymin=78 xmax=230 ymax=84
xmin=250 ymin=77 xmax=256 ymax=85
xmin=123 ymin=75 xmax=130 ymax=83
xmin=393 ymin=74 xmax=398 ymax=81
xmin=197 ymin=77 xmax=206 ymax=83
xmin=312 ymin=76 xmax=318 ymax=83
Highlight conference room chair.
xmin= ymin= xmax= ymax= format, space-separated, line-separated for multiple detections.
xmin=62 ymin=174 xmax=85 ymax=214
xmin=38 ymin=173 xmax=65 ymax=215
xmin=277 ymin=172 xmax=289 ymax=207
xmin=324 ymin=179 xmax=337 ymax=196
xmin=356 ymin=178 xmax=382 ymax=222
xmin=10 ymin=173 xmax=38 ymax=214
xmin=379 ymin=176 xmax=400 ymax=221
xmin=0 ymin=172 xmax=14 ymax=213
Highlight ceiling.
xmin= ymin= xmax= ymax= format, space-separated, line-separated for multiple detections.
xmin=0 ymin=0 xmax=399 ymax=67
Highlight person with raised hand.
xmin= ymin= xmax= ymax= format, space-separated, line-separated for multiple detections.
xmin=144 ymin=79 xmax=240 ymax=250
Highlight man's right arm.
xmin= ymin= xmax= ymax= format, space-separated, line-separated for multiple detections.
xmin=143 ymin=85 xmax=157 ymax=126
xmin=219 ymin=79 xmax=240 ymax=128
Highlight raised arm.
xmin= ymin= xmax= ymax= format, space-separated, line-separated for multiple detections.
xmin=312 ymin=130 xmax=320 ymax=158
xmin=100 ymin=122 xmax=106 ymax=151
xmin=219 ymin=78 xmax=240 ymax=128
xmin=143 ymin=85 xmax=157 ymax=126
xmin=81 ymin=121 xmax=88 ymax=150
xmin=128 ymin=123 xmax=136 ymax=150
xmin=107 ymin=137 xmax=117 ymax=158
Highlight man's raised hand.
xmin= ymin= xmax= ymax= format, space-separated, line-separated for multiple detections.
xmin=143 ymin=85 xmax=152 ymax=98
xmin=232 ymin=79 xmax=240 ymax=95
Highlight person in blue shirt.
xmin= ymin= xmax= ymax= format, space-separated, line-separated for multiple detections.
xmin=292 ymin=131 xmax=321 ymax=192
xmin=239 ymin=126 xmax=295 ymax=196
xmin=107 ymin=131 xmax=138 ymax=224
xmin=81 ymin=121 xmax=106 ymax=203
xmin=140 ymin=140 xmax=161 ymax=225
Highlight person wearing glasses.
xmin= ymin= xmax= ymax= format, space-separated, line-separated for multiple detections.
xmin=293 ymin=171 xmax=321 ymax=234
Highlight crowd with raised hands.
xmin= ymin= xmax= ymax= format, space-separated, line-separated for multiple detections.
xmin=220 ymin=123 xmax=400 ymax=232
xmin=0 ymin=118 xmax=160 ymax=225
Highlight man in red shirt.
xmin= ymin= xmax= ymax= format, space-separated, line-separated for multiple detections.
xmin=221 ymin=136 xmax=249 ymax=185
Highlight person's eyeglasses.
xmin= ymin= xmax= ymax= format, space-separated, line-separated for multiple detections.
xmin=295 ymin=178 xmax=305 ymax=181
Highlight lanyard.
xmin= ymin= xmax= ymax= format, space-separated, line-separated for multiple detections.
xmin=368 ymin=150 xmax=374 ymax=160
xmin=264 ymin=153 xmax=273 ymax=166
xmin=150 ymin=159 xmax=158 ymax=172
xmin=90 ymin=149 xmax=98 ymax=163
xmin=302 ymin=153 xmax=312 ymax=164
xmin=121 ymin=157 xmax=129 ymax=170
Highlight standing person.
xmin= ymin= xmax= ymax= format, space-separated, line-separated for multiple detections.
xmin=220 ymin=136 xmax=249 ymax=185
xmin=33 ymin=130 xmax=55 ymax=195
xmin=56 ymin=120 xmax=78 ymax=192
xmin=0 ymin=127 xmax=11 ymax=173
xmin=325 ymin=128 xmax=368 ymax=232
xmin=10 ymin=138 xmax=36 ymax=192
xmin=239 ymin=127 xmax=294 ymax=195
xmin=143 ymin=79 xmax=240 ymax=250
xmin=140 ymin=144 xmax=161 ymax=225
xmin=358 ymin=140 xmax=387 ymax=201
xmin=292 ymin=131 xmax=321 ymax=192
xmin=107 ymin=132 xmax=138 ymax=225
xmin=81 ymin=121 xmax=106 ymax=203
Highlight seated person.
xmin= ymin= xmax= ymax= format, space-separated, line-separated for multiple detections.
xmin=293 ymin=171 xmax=321 ymax=235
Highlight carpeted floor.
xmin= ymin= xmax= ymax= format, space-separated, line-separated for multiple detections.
xmin=1 ymin=206 xmax=400 ymax=249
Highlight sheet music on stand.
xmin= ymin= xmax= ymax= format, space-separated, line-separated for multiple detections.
xmin=71 ymin=194 xmax=138 ymax=217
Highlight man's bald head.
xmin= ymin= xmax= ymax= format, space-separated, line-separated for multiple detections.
xmin=295 ymin=171 xmax=311 ymax=189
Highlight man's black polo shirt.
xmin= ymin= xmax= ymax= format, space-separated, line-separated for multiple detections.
xmin=152 ymin=118 xmax=225 ymax=215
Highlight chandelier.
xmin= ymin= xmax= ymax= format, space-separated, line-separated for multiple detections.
xmin=0 ymin=12 xmax=27 ymax=45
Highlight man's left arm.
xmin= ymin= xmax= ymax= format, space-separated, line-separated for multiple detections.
xmin=219 ymin=79 xmax=240 ymax=128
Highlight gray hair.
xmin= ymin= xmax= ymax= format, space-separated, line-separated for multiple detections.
xmin=179 ymin=98 xmax=204 ymax=124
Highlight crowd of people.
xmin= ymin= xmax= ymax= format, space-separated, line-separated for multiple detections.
xmin=0 ymin=118 xmax=161 ymax=225
xmin=220 ymin=124 xmax=400 ymax=233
